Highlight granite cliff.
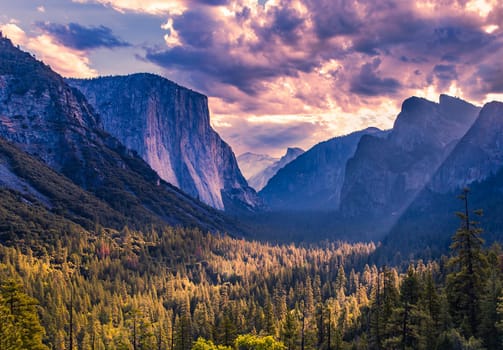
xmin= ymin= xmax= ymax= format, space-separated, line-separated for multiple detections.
xmin=0 ymin=34 xmax=237 ymax=232
xmin=68 ymin=74 xmax=259 ymax=211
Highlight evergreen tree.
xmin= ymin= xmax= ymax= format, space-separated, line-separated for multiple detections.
xmin=446 ymin=188 xmax=487 ymax=338
xmin=384 ymin=266 xmax=421 ymax=349
xmin=281 ymin=309 xmax=300 ymax=350
xmin=417 ymin=271 xmax=441 ymax=350
xmin=0 ymin=278 xmax=49 ymax=350
xmin=479 ymin=244 xmax=503 ymax=349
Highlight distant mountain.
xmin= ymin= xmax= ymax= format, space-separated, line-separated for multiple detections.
xmin=0 ymin=35 xmax=237 ymax=233
xmin=248 ymin=147 xmax=304 ymax=191
xmin=338 ymin=95 xmax=480 ymax=237
xmin=260 ymin=128 xmax=385 ymax=210
xmin=67 ymin=74 xmax=259 ymax=212
xmin=237 ymin=152 xmax=278 ymax=180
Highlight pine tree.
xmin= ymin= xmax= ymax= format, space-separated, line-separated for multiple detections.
xmin=417 ymin=271 xmax=441 ymax=350
xmin=479 ymin=244 xmax=503 ymax=349
xmin=281 ymin=309 xmax=300 ymax=350
xmin=175 ymin=295 xmax=193 ymax=350
xmin=384 ymin=266 xmax=421 ymax=349
xmin=497 ymin=293 xmax=503 ymax=346
xmin=446 ymin=188 xmax=487 ymax=338
xmin=0 ymin=278 xmax=49 ymax=350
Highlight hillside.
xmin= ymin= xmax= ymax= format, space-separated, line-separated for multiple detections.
xmin=0 ymin=35 xmax=238 ymax=234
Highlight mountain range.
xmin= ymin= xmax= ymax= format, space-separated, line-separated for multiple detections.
xmin=260 ymin=128 xmax=386 ymax=210
xmin=258 ymin=93 xmax=503 ymax=256
xmin=2 ymin=32 xmax=503 ymax=259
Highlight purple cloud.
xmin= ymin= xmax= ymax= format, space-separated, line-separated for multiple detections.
xmin=350 ymin=59 xmax=401 ymax=96
xmin=37 ymin=22 xmax=130 ymax=50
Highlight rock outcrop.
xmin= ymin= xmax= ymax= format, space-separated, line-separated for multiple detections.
xmin=68 ymin=74 xmax=259 ymax=211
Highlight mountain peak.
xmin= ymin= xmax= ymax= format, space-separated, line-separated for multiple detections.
xmin=245 ymin=147 xmax=304 ymax=191
xmin=284 ymin=147 xmax=304 ymax=158
xmin=400 ymin=95 xmax=436 ymax=112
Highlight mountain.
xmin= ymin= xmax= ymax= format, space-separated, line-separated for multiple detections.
xmin=237 ymin=152 xmax=278 ymax=180
xmin=247 ymin=147 xmax=304 ymax=191
xmin=378 ymin=100 xmax=503 ymax=261
xmin=428 ymin=101 xmax=503 ymax=192
xmin=67 ymin=74 xmax=259 ymax=212
xmin=0 ymin=34 xmax=237 ymax=233
xmin=260 ymin=128 xmax=385 ymax=210
xmin=338 ymin=95 xmax=480 ymax=236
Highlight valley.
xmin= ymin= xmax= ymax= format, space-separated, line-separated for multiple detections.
xmin=0 ymin=32 xmax=502 ymax=350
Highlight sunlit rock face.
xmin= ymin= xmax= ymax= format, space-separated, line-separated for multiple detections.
xmin=260 ymin=128 xmax=385 ymax=211
xmin=339 ymin=95 xmax=480 ymax=222
xmin=68 ymin=74 xmax=260 ymax=212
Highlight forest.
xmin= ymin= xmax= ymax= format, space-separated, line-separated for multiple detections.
xmin=0 ymin=191 xmax=502 ymax=350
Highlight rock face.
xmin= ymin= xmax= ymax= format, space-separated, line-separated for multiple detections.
xmin=339 ymin=95 xmax=480 ymax=225
xmin=68 ymin=74 xmax=259 ymax=211
xmin=237 ymin=152 xmax=278 ymax=180
xmin=0 ymin=35 xmax=237 ymax=232
xmin=260 ymin=128 xmax=385 ymax=210
xmin=248 ymin=147 xmax=304 ymax=191
xmin=428 ymin=101 xmax=503 ymax=193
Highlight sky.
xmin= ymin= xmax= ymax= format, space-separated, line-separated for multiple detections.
xmin=1 ymin=0 xmax=503 ymax=157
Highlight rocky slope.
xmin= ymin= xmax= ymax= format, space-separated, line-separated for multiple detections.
xmin=339 ymin=95 xmax=480 ymax=229
xmin=248 ymin=147 xmax=304 ymax=191
xmin=260 ymin=128 xmax=385 ymax=210
xmin=0 ymin=34 xmax=237 ymax=232
xmin=67 ymin=74 xmax=259 ymax=212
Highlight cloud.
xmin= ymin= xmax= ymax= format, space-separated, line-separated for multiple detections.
xmin=37 ymin=22 xmax=130 ymax=50
xmin=4 ymin=0 xmax=503 ymax=156
xmin=0 ymin=22 xmax=97 ymax=78
xmin=350 ymin=59 xmax=402 ymax=96
xmin=135 ymin=0 xmax=503 ymax=155
xmin=306 ymin=0 xmax=361 ymax=40
xmin=213 ymin=114 xmax=328 ymax=156
xmin=475 ymin=63 xmax=503 ymax=94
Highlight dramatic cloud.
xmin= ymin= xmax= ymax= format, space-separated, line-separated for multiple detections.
xmin=3 ymin=0 xmax=503 ymax=155
xmin=140 ymin=0 xmax=503 ymax=154
xmin=350 ymin=59 xmax=402 ymax=96
xmin=72 ymin=0 xmax=187 ymax=15
xmin=37 ymin=22 xmax=130 ymax=50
